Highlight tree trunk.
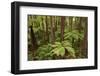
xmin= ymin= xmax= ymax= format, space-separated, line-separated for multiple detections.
xmin=50 ymin=16 xmax=55 ymax=44
xmin=65 ymin=17 xmax=68 ymax=28
xmin=61 ymin=16 xmax=65 ymax=41
xmin=41 ymin=17 xmax=45 ymax=42
xmin=80 ymin=18 xmax=88 ymax=57
xmin=45 ymin=16 xmax=49 ymax=42
xmin=76 ymin=17 xmax=82 ymax=56
xmin=55 ymin=16 xmax=57 ymax=31
xmin=69 ymin=17 xmax=74 ymax=47
xmin=78 ymin=17 xmax=82 ymax=47
xmin=69 ymin=17 xmax=73 ymax=31
xmin=29 ymin=25 xmax=38 ymax=58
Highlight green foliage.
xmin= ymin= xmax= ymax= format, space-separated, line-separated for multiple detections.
xmin=51 ymin=41 xmax=75 ymax=58
xmin=51 ymin=42 xmax=65 ymax=57
xmin=62 ymin=40 xmax=75 ymax=57
xmin=33 ymin=40 xmax=76 ymax=60
xmin=34 ymin=44 xmax=54 ymax=60
xmin=28 ymin=15 xmax=87 ymax=60
xmin=52 ymin=47 xmax=65 ymax=57
xmin=64 ymin=30 xmax=84 ymax=41
xmin=65 ymin=46 xmax=75 ymax=57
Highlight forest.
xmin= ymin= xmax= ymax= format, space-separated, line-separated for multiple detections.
xmin=28 ymin=15 xmax=88 ymax=61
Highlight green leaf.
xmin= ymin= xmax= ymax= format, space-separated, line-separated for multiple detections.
xmin=51 ymin=47 xmax=65 ymax=57
xmin=72 ymin=33 xmax=79 ymax=40
xmin=79 ymin=32 xmax=84 ymax=40
xmin=59 ymin=47 xmax=65 ymax=56
xmin=51 ymin=42 xmax=62 ymax=48
xmin=65 ymin=47 xmax=76 ymax=57
xmin=64 ymin=32 xmax=72 ymax=37
xmin=64 ymin=29 xmax=84 ymax=42
xmin=51 ymin=44 xmax=58 ymax=48
xmin=62 ymin=40 xmax=72 ymax=47
xmin=54 ymin=42 xmax=61 ymax=45
xmin=51 ymin=48 xmax=60 ymax=56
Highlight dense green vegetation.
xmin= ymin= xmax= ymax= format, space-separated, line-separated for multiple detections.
xmin=28 ymin=15 xmax=88 ymax=61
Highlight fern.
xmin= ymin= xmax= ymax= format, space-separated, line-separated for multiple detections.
xmin=64 ymin=30 xmax=84 ymax=41
xmin=50 ymin=41 xmax=76 ymax=57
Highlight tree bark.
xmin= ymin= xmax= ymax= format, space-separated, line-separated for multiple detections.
xmin=50 ymin=16 xmax=55 ymax=44
xmin=80 ymin=18 xmax=88 ymax=57
xmin=69 ymin=17 xmax=74 ymax=47
xmin=69 ymin=17 xmax=73 ymax=31
xmin=61 ymin=16 xmax=65 ymax=41
xmin=30 ymin=26 xmax=38 ymax=50
xmin=55 ymin=16 xmax=57 ymax=31
xmin=41 ymin=17 xmax=45 ymax=42
xmin=45 ymin=16 xmax=49 ymax=42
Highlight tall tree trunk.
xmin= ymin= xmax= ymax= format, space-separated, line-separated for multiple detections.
xmin=55 ymin=16 xmax=57 ymax=31
xmin=61 ymin=16 xmax=65 ymax=41
xmin=65 ymin=17 xmax=68 ymax=28
xmin=69 ymin=17 xmax=74 ymax=47
xmin=78 ymin=17 xmax=82 ymax=46
xmin=69 ymin=17 xmax=73 ymax=31
xmin=77 ymin=17 xmax=82 ymax=56
xmin=41 ymin=17 xmax=45 ymax=42
xmin=28 ymin=16 xmax=38 ymax=57
xmin=80 ymin=18 xmax=88 ymax=57
xmin=50 ymin=16 xmax=55 ymax=44
xmin=45 ymin=16 xmax=49 ymax=42
xmin=30 ymin=26 xmax=38 ymax=50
